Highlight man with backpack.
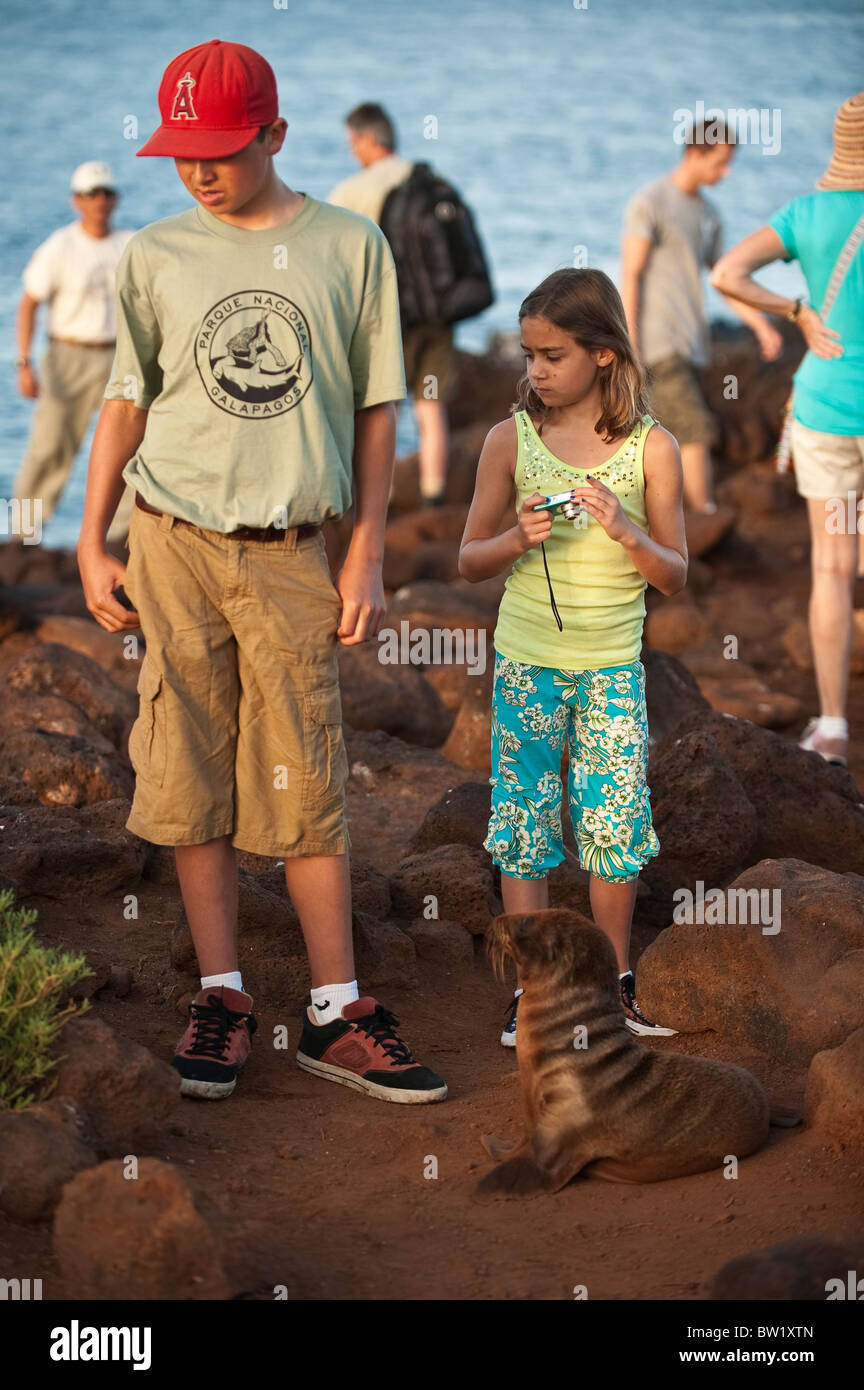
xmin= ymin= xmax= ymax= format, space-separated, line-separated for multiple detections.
xmin=329 ymin=103 xmax=493 ymax=507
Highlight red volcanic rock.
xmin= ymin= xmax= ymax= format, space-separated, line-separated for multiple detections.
xmin=404 ymin=918 xmax=474 ymax=970
xmin=644 ymin=596 xmax=711 ymax=654
xmin=640 ymin=728 xmax=758 ymax=928
xmin=683 ymin=504 xmax=737 ymax=558
xmin=354 ymin=911 xmax=417 ymax=988
xmin=712 ymin=1233 xmax=864 ymax=1301
xmin=338 ymin=642 xmax=453 ymax=747
xmin=0 ymin=1098 xmax=96 ymax=1224
xmin=387 ymin=578 xmax=497 ymax=632
xmin=35 ymin=615 xmax=136 ymax=684
xmin=441 ymin=659 xmax=494 ymax=771
xmin=1 ymin=728 xmax=134 ymax=806
xmin=641 ymin=647 xmax=712 ymax=746
xmin=447 ymin=348 xmax=519 ymax=432
xmin=53 ymin=1158 xmax=230 ymax=1300
xmin=53 ymin=1016 xmax=180 ymax=1155
xmin=0 ymin=692 xmax=115 ymax=749
xmin=408 ymin=781 xmax=492 ymax=855
xmin=4 ymin=642 xmax=136 ymax=747
xmin=650 ymin=708 xmax=864 ymax=875
xmin=716 ymin=466 xmax=797 ymax=517
xmin=390 ymin=844 xmax=499 ymax=936
xmin=638 ymin=858 xmax=864 ymax=1062
xmin=805 ymin=1028 xmax=864 ymax=1151
xmin=0 ymin=776 xmax=40 ymax=806
xmin=695 ymin=676 xmax=802 ymax=729
xmin=0 ymin=798 xmax=147 ymax=896
xmin=782 ymin=612 xmax=864 ymax=676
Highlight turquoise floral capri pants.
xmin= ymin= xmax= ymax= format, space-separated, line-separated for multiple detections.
xmin=483 ymin=653 xmax=661 ymax=883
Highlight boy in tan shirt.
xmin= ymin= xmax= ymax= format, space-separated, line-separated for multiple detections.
xmin=78 ymin=39 xmax=446 ymax=1105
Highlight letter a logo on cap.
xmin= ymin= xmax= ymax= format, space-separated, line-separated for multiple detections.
xmin=138 ymin=41 xmax=278 ymax=157
xmin=171 ymin=72 xmax=198 ymax=121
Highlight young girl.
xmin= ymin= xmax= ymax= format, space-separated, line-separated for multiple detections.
xmin=459 ymin=268 xmax=687 ymax=1043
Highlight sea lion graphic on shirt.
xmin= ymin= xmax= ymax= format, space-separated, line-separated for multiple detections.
xmin=195 ymin=290 xmax=313 ymax=418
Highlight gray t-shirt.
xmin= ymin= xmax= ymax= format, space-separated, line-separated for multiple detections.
xmin=623 ymin=175 xmax=723 ymax=368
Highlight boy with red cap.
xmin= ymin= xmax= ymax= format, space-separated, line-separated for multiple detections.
xmin=78 ymin=39 xmax=447 ymax=1105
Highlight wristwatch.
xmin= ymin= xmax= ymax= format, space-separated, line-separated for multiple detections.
xmin=14 ymin=356 xmax=31 ymax=368
xmin=786 ymin=297 xmax=805 ymax=322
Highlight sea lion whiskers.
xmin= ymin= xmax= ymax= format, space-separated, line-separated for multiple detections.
xmin=485 ymin=913 xmax=519 ymax=983
xmin=487 ymin=910 xmax=590 ymax=984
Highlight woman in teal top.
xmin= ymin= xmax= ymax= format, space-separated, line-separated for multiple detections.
xmin=712 ymin=91 xmax=864 ymax=770
xmin=460 ymin=267 xmax=687 ymax=1042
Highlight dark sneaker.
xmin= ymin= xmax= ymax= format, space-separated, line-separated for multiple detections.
xmin=296 ymin=996 xmax=447 ymax=1104
xmin=172 ymin=986 xmax=257 ymax=1100
xmin=500 ymin=991 xmax=520 ymax=1048
xmin=619 ymin=971 xmax=677 ymax=1037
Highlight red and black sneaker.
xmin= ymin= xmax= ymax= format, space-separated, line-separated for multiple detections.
xmin=172 ymin=986 xmax=258 ymax=1100
xmin=296 ymin=996 xmax=447 ymax=1104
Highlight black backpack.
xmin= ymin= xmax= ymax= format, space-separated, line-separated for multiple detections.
xmin=379 ymin=162 xmax=494 ymax=331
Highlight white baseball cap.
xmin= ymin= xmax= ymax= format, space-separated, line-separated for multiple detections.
xmin=70 ymin=161 xmax=118 ymax=194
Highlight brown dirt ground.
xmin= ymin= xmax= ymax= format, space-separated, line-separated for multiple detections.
xmin=2 ymin=488 xmax=864 ymax=1301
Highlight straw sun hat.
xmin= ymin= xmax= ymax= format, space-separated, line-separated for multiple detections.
xmin=817 ymin=91 xmax=864 ymax=191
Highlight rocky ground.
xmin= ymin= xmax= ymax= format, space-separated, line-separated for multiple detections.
xmin=1 ymin=324 xmax=863 ymax=1301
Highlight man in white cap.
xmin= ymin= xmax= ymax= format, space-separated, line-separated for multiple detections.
xmin=13 ymin=161 xmax=135 ymax=544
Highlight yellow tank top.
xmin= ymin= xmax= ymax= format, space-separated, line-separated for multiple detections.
xmin=494 ymin=410 xmax=655 ymax=671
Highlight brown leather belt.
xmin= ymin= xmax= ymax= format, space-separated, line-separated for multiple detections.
xmin=134 ymin=492 xmax=320 ymax=543
xmin=50 ymin=335 xmax=115 ymax=349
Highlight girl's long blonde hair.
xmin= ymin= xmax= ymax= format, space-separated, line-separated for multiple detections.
xmin=512 ymin=268 xmax=650 ymax=442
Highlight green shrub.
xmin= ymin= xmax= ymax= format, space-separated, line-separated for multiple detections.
xmin=0 ymin=889 xmax=91 ymax=1110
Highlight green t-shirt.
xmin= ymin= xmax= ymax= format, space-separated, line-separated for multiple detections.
xmin=106 ymin=196 xmax=407 ymax=531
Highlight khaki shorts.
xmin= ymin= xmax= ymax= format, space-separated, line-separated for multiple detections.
xmin=791 ymin=418 xmax=864 ymax=498
xmin=402 ymin=324 xmax=456 ymax=401
xmin=123 ymin=506 xmax=351 ymax=857
xmin=645 ymin=353 xmax=717 ymax=449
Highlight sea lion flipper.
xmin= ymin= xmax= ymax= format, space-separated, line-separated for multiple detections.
xmin=481 ymin=1133 xmax=520 ymax=1159
xmin=474 ymin=1150 xmax=551 ymax=1201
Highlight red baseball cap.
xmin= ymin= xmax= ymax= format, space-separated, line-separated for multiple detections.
xmin=138 ymin=39 xmax=278 ymax=158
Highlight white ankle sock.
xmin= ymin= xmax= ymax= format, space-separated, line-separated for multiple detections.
xmin=817 ymin=716 xmax=848 ymax=740
xmin=619 ymin=970 xmax=632 ymax=980
xmin=310 ymin=980 xmax=359 ymax=1025
xmin=201 ymin=971 xmax=243 ymax=993
xmin=514 ymin=987 xmax=524 ymax=998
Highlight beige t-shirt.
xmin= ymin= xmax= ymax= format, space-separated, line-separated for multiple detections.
xmin=328 ymin=154 xmax=414 ymax=226
xmin=24 ymin=222 xmax=133 ymax=341
xmin=106 ymin=196 xmax=406 ymax=532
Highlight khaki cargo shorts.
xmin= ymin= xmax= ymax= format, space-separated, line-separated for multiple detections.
xmin=123 ymin=506 xmax=351 ymax=857
xmin=645 ymin=353 xmax=718 ymax=449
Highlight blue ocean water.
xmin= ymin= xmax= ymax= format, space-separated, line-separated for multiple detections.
xmin=1 ymin=0 xmax=862 ymax=546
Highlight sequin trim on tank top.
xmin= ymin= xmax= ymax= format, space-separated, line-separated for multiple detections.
xmin=517 ymin=411 xmax=645 ymax=496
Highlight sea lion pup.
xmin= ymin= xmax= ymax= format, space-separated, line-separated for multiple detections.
xmin=477 ymin=909 xmax=772 ymax=1200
